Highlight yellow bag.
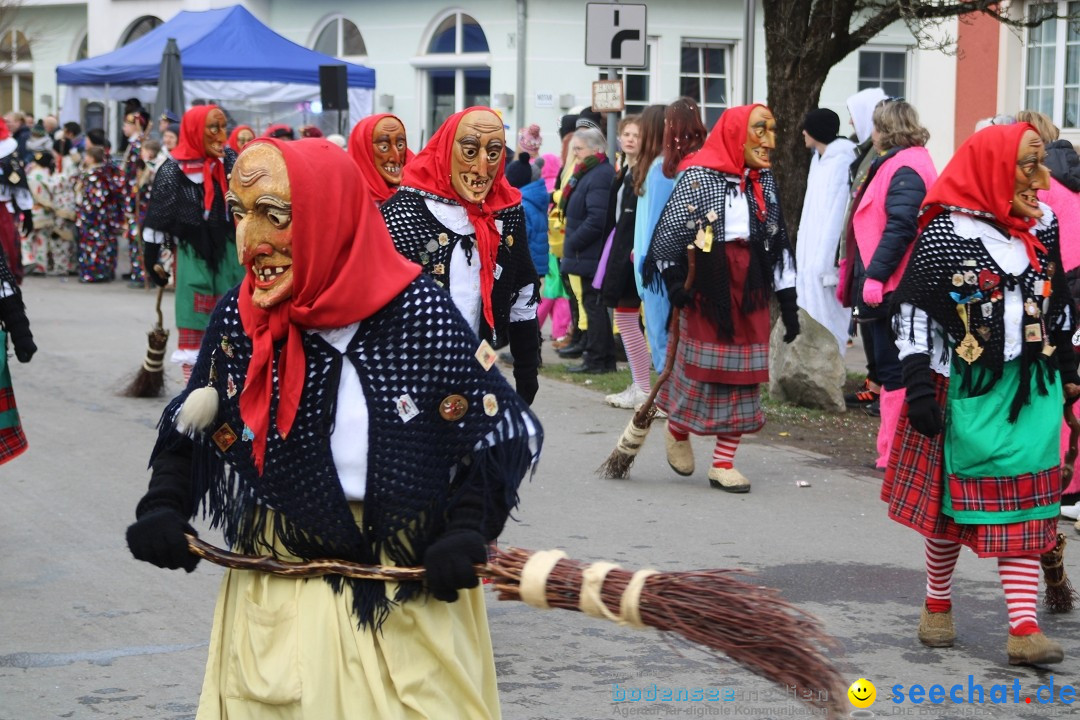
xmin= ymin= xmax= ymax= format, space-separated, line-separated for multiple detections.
xmin=547 ymin=207 xmax=565 ymax=259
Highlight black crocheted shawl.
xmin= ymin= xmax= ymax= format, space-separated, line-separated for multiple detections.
xmin=381 ymin=187 xmax=539 ymax=348
xmin=892 ymin=210 xmax=1071 ymax=421
xmin=641 ymin=166 xmax=791 ymax=342
xmin=151 ymin=275 xmax=541 ymax=628
xmin=142 ymin=148 xmax=236 ymax=270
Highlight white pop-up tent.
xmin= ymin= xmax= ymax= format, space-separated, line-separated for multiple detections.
xmin=56 ymin=5 xmax=374 ymax=131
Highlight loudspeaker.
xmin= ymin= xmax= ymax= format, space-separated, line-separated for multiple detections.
xmin=319 ymin=65 xmax=348 ymax=110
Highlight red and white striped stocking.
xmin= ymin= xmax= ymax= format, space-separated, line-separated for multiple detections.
xmin=712 ymin=433 xmax=742 ymax=469
xmin=924 ymin=538 xmax=961 ymax=613
xmin=997 ymin=555 xmax=1040 ymax=635
xmin=614 ymin=309 xmax=651 ymax=392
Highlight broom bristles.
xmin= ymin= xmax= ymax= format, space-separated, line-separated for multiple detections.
xmin=598 ymin=407 xmax=659 ymax=479
xmin=121 ymin=328 xmax=169 ymax=398
xmin=488 ymin=547 xmax=846 ymax=717
xmin=1041 ymin=533 xmax=1078 ymax=614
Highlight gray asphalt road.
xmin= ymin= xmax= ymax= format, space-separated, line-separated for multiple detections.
xmin=2 ymin=275 xmax=1079 ymax=719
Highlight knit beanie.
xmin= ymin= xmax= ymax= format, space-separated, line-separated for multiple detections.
xmin=518 ymin=124 xmax=542 ymax=153
xmin=504 ymin=151 xmax=533 ymax=189
xmin=802 ymin=108 xmax=841 ymax=144
xmin=576 ymin=108 xmax=604 ymax=136
xmin=559 ymin=114 xmax=579 ymax=139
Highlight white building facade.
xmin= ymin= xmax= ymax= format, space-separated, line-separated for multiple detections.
xmin=24 ymin=0 xmax=957 ymax=162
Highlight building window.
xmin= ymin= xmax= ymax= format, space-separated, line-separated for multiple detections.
xmin=614 ymin=37 xmax=657 ymax=116
xmin=679 ymin=41 xmax=731 ymax=127
xmin=417 ymin=12 xmax=491 ymax=137
xmin=1022 ymin=2 xmax=1080 ymax=128
xmin=120 ymin=16 xmax=163 ymax=47
xmin=0 ymin=30 xmax=32 ymax=115
xmin=858 ymin=49 xmax=907 ymax=98
xmin=312 ymin=16 xmax=366 ymax=58
xmin=75 ymin=33 xmax=88 ymax=61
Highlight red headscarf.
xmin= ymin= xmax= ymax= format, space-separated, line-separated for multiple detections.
xmin=347 ymin=113 xmax=415 ymax=205
xmin=919 ymin=122 xmax=1046 ymax=270
xmin=226 ymin=124 xmax=254 ymax=154
xmin=171 ymin=105 xmax=227 ymax=218
xmin=680 ymin=103 xmax=768 ymax=220
xmin=237 ymin=138 xmax=422 ymax=474
xmin=400 ymin=107 xmax=521 ymax=331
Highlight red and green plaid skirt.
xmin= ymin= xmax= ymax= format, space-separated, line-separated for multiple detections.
xmin=881 ymin=373 xmax=1059 ymax=558
xmin=0 ymin=335 xmax=27 ymax=464
xmin=656 ymin=339 xmax=765 ymax=435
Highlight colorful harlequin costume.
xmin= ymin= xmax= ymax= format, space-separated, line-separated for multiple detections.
xmin=126 ymin=138 xmax=540 ymax=718
xmin=884 ymin=122 xmax=1076 ymax=665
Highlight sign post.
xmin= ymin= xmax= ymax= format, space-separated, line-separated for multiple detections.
xmin=585 ymin=3 xmax=647 ymax=68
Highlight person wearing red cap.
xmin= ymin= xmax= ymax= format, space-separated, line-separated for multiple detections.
xmin=642 ymin=104 xmax=798 ymax=493
xmin=381 ymin=107 xmax=541 ymax=405
xmin=883 ymin=123 xmax=1078 ymax=666
xmin=126 ymin=137 xmax=540 ymax=717
xmin=142 ymin=106 xmax=247 ymax=382
xmin=347 ymin=113 xmax=413 ymax=207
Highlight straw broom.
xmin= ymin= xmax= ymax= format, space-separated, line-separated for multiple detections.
xmin=186 ymin=535 xmax=847 ymax=716
xmin=121 ymin=271 xmax=169 ymax=398
xmin=1041 ymin=396 xmax=1080 ymax=613
xmin=598 ymin=246 xmax=697 ymax=479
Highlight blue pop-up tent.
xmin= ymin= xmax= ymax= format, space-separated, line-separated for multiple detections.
xmin=57 ymin=5 xmax=374 ymax=130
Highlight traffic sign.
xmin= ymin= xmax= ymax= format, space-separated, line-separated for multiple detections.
xmin=591 ymin=79 xmax=625 ymax=112
xmin=585 ymin=3 xmax=647 ymax=68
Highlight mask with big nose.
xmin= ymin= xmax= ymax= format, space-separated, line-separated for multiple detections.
xmin=451 ymin=110 xmax=505 ymax=204
xmin=227 ymin=143 xmax=294 ymax=309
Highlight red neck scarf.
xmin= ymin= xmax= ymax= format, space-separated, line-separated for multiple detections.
xmin=226 ymin=124 xmax=254 ymax=154
xmin=171 ymin=105 xmax=227 ymax=218
xmin=680 ymin=103 xmax=768 ymax=220
xmin=347 ymin=113 xmax=414 ymax=205
xmin=237 ymin=138 xmax=422 ymax=474
xmin=919 ymin=122 xmax=1046 ymax=271
xmin=400 ymin=106 xmax=521 ymax=331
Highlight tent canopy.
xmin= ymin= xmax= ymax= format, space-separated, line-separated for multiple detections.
xmin=56 ymin=5 xmax=374 ymax=88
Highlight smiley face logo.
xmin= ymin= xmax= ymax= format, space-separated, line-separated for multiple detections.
xmin=848 ymin=678 xmax=876 ymax=708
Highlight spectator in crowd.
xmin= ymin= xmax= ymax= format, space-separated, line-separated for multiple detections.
xmin=561 ymin=125 xmax=616 ymax=373
xmin=844 ymin=98 xmax=937 ymax=470
xmin=601 ymin=114 xmax=651 ymax=407
xmin=797 ymin=108 xmax=857 ymax=353
xmin=265 ymin=124 xmax=296 ymax=140
xmin=162 ymin=123 xmax=180 ymax=154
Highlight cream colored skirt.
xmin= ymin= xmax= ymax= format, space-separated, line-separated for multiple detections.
xmin=195 ymin=505 xmax=501 ymax=720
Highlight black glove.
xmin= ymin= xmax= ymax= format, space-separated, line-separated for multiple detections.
xmin=126 ymin=508 xmax=200 ymax=572
xmin=1054 ymin=329 xmax=1080 ymax=387
xmin=0 ymin=294 xmax=35 ymax=363
xmin=901 ymin=354 xmax=942 ymax=437
xmin=661 ymin=268 xmax=693 ymax=309
xmin=126 ymin=441 xmax=199 ymax=571
xmin=423 ymin=529 xmax=487 ymax=602
xmin=143 ymin=242 xmax=169 ymax=288
xmin=19 ymin=210 xmax=32 ymax=236
xmin=509 ymin=320 xmax=540 ymax=405
xmin=776 ymin=287 xmax=800 ymax=344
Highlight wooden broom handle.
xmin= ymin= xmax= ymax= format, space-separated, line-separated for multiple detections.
xmin=632 ymin=246 xmax=697 ymax=426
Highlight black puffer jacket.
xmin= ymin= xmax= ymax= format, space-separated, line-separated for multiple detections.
xmin=560 ymin=159 xmax=615 ymax=276
xmin=1046 ymin=139 xmax=1080 ymax=192
xmin=600 ymin=165 xmax=639 ymax=306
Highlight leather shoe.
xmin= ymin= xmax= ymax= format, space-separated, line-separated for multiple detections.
xmin=557 ymin=343 xmax=584 ymax=359
xmin=566 ymin=361 xmax=616 ymax=374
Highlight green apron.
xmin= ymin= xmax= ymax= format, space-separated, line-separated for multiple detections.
xmin=175 ymin=242 xmax=247 ymax=331
xmin=943 ymin=357 xmax=1062 ymax=524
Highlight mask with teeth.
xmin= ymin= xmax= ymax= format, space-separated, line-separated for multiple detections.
xmin=743 ymin=105 xmax=776 ymax=170
xmin=451 ymin=109 xmax=505 ymax=204
xmin=227 ymin=143 xmax=295 ymax=309
xmin=372 ymin=117 xmax=408 ymax=186
xmin=1011 ymin=129 xmax=1049 ymax=220
xmin=204 ymin=108 xmax=227 ymax=159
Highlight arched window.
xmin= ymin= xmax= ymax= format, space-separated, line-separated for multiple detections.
xmin=0 ymin=30 xmax=32 ymax=114
xmin=312 ymin=16 xmax=366 ymax=58
xmin=74 ymin=32 xmax=88 ymax=61
xmin=120 ymin=16 xmax=163 ymax=47
xmin=416 ymin=11 xmax=491 ymax=138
